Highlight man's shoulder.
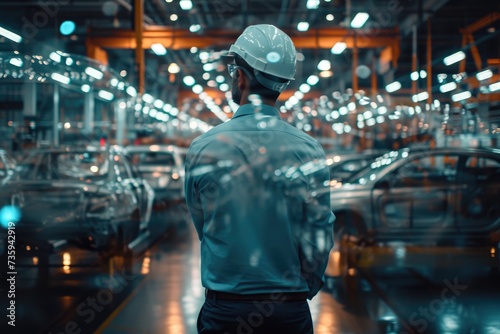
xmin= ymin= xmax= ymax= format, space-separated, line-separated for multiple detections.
xmin=279 ymin=122 xmax=322 ymax=147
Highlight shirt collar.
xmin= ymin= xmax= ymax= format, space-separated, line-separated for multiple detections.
xmin=231 ymin=104 xmax=280 ymax=120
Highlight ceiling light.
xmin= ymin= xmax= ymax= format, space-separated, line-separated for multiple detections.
xmin=168 ymin=63 xmax=180 ymax=74
xmin=326 ymin=14 xmax=334 ymax=21
xmin=385 ymin=81 xmax=401 ymax=93
xmin=216 ymin=75 xmax=225 ymax=83
xmin=170 ymin=14 xmax=178 ymax=21
xmin=299 ymin=84 xmax=311 ymax=93
xmin=126 ymin=86 xmax=137 ymax=96
xmin=202 ymin=72 xmax=210 ymax=80
xmin=142 ymin=93 xmax=154 ymax=103
xmin=98 ymin=90 xmax=114 ymax=101
xmin=190 ymin=47 xmax=198 ymax=53
xmin=219 ymin=83 xmax=229 ymax=92
xmin=203 ymin=63 xmax=215 ymax=71
xmin=306 ymin=0 xmax=320 ymax=9
xmin=51 ymin=73 xmax=70 ymax=84
xmin=189 ymin=24 xmax=201 ymax=33
xmin=420 ymin=70 xmax=427 ymax=79
xmin=59 ymin=20 xmax=75 ymax=35
xmin=49 ymin=52 xmax=61 ymax=63
xmin=412 ymin=91 xmax=429 ymax=102
xmin=0 ymin=25 xmax=22 ymax=43
xmin=378 ymin=106 xmax=388 ymax=114
xmin=179 ymin=0 xmax=192 ymax=10
xmin=443 ymin=51 xmax=465 ymax=66
xmin=307 ymin=75 xmax=319 ymax=86
xmin=66 ymin=57 xmax=73 ymax=66
xmin=199 ymin=51 xmax=209 ymax=61
xmin=331 ymin=42 xmax=346 ymax=54
xmin=85 ymin=67 xmax=104 ymax=80
xmin=192 ymin=84 xmax=203 ymax=94
xmin=476 ymin=69 xmax=493 ymax=81
xmin=490 ymin=82 xmax=500 ymax=92
xmin=294 ymin=91 xmax=304 ymax=99
xmin=351 ymin=12 xmax=369 ymax=28
xmin=154 ymin=99 xmax=164 ymax=109
xmin=151 ymin=43 xmax=167 ymax=55
xmin=183 ymin=76 xmax=195 ymax=86
xmin=317 ymin=60 xmax=331 ymax=71
xmin=452 ymin=91 xmax=471 ymax=102
xmin=9 ymin=58 xmax=23 ymax=67
xmin=439 ymin=82 xmax=457 ymax=93
xmin=319 ymin=70 xmax=333 ymax=78
xmin=81 ymin=84 xmax=90 ymax=93
xmin=297 ymin=22 xmax=309 ymax=32
xmin=410 ymin=71 xmax=419 ymax=81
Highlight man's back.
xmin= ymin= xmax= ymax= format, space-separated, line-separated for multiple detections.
xmin=185 ymin=104 xmax=333 ymax=296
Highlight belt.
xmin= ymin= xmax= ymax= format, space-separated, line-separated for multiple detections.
xmin=205 ymin=289 xmax=307 ymax=302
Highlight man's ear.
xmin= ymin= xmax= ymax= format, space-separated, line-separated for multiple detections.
xmin=237 ymin=69 xmax=249 ymax=90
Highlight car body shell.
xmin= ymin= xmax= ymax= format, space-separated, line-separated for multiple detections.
xmin=0 ymin=149 xmax=16 ymax=186
xmin=330 ymin=147 xmax=500 ymax=246
xmin=125 ymin=144 xmax=185 ymax=207
xmin=0 ymin=145 xmax=154 ymax=254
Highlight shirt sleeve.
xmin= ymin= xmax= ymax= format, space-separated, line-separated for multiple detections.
xmin=299 ymin=143 xmax=335 ymax=299
xmin=184 ymin=144 xmax=204 ymax=241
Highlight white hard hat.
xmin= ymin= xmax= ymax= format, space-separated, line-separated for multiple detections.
xmin=228 ymin=24 xmax=297 ymax=84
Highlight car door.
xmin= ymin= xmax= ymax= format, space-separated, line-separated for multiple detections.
xmin=372 ymin=153 xmax=458 ymax=240
xmin=455 ymin=153 xmax=500 ymax=230
xmin=119 ymin=153 xmax=153 ymax=229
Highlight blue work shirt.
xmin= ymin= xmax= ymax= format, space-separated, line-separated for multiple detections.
xmin=185 ymin=103 xmax=335 ymax=299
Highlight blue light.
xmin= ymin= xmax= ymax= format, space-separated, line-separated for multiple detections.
xmin=60 ymin=21 xmax=76 ymax=36
xmin=0 ymin=205 xmax=21 ymax=229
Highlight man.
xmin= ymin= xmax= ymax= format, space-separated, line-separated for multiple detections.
xmin=185 ymin=24 xmax=335 ymax=334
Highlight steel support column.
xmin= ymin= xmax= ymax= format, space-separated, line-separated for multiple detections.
xmin=134 ymin=0 xmax=145 ymax=94
xmin=115 ymin=103 xmax=126 ymax=146
xmin=427 ymin=19 xmax=432 ymax=103
xmin=83 ymin=91 xmax=95 ymax=135
xmin=53 ymin=84 xmax=59 ymax=147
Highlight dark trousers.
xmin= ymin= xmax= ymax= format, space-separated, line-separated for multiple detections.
xmin=197 ymin=297 xmax=314 ymax=334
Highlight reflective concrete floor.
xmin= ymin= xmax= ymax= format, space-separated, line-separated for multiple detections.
xmin=3 ymin=210 xmax=500 ymax=334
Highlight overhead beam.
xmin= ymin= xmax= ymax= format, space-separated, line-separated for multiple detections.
xmin=87 ymin=26 xmax=400 ymax=51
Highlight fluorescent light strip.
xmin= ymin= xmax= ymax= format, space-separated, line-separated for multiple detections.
xmin=98 ymin=90 xmax=114 ymax=101
xmin=476 ymin=69 xmax=493 ymax=81
xmin=489 ymin=82 xmax=500 ymax=92
xmin=142 ymin=93 xmax=154 ymax=103
xmin=151 ymin=43 xmax=167 ymax=56
xmin=85 ymin=67 xmax=104 ymax=80
xmin=49 ymin=52 xmax=61 ymax=63
xmin=306 ymin=0 xmax=320 ymax=9
xmin=443 ymin=51 xmax=465 ymax=66
xmin=179 ymin=0 xmax=192 ymax=10
xmin=297 ymin=22 xmax=309 ymax=32
xmin=9 ymin=58 xmax=23 ymax=67
xmin=126 ymin=86 xmax=137 ymax=97
xmin=81 ymin=84 xmax=90 ymax=93
xmin=385 ymin=81 xmax=401 ymax=93
xmin=51 ymin=73 xmax=70 ymax=84
xmin=412 ymin=91 xmax=429 ymax=102
xmin=0 ymin=26 xmax=22 ymax=43
xmin=331 ymin=42 xmax=346 ymax=54
xmin=351 ymin=12 xmax=369 ymax=28
xmin=452 ymin=91 xmax=471 ymax=102
xmin=440 ymin=82 xmax=457 ymax=93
